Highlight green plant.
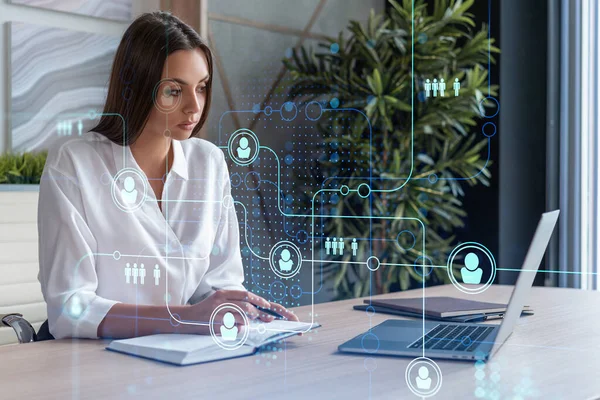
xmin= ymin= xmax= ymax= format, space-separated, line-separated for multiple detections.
xmin=0 ymin=151 xmax=48 ymax=184
xmin=283 ymin=0 xmax=499 ymax=299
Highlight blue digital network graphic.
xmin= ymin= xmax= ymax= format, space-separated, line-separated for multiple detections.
xmin=61 ymin=1 xmax=526 ymax=398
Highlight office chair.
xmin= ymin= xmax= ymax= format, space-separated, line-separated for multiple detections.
xmin=1 ymin=314 xmax=53 ymax=343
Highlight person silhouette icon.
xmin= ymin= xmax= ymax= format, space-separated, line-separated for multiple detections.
xmin=237 ymin=136 xmax=251 ymax=159
xmin=161 ymin=85 xmax=174 ymax=107
xmin=460 ymin=252 xmax=483 ymax=284
xmin=153 ymin=264 xmax=161 ymax=285
xmin=439 ymin=78 xmax=446 ymax=97
xmin=121 ymin=176 xmax=138 ymax=204
xmin=220 ymin=312 xmax=239 ymax=341
xmin=424 ymin=78 xmax=432 ymax=97
xmin=415 ymin=366 xmax=432 ymax=390
xmin=432 ymin=79 xmax=439 ymax=97
xmin=325 ymin=237 xmax=331 ymax=255
xmin=132 ymin=263 xmax=139 ymax=285
xmin=278 ymin=249 xmax=294 ymax=272
xmin=139 ymin=263 xmax=146 ymax=285
xmin=125 ymin=262 xmax=132 ymax=284
xmin=351 ymin=238 xmax=358 ymax=257
xmin=454 ymin=78 xmax=461 ymax=96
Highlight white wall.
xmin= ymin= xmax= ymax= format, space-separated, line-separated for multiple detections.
xmin=0 ymin=0 xmax=160 ymax=153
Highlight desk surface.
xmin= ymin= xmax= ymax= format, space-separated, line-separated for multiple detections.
xmin=1 ymin=284 xmax=598 ymax=400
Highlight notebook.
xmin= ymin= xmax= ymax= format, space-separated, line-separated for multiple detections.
xmin=106 ymin=319 xmax=318 ymax=366
xmin=353 ymin=304 xmax=534 ymax=322
xmin=365 ymin=296 xmax=532 ymax=318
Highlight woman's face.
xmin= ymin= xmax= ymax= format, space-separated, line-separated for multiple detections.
xmin=145 ymin=48 xmax=210 ymax=141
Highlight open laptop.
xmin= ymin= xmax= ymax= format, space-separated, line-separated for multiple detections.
xmin=338 ymin=210 xmax=560 ymax=361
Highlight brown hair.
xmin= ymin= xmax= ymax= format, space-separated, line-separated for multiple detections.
xmin=91 ymin=11 xmax=213 ymax=145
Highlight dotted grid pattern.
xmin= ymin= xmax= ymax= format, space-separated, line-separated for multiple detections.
xmin=217 ymin=100 xmax=414 ymax=311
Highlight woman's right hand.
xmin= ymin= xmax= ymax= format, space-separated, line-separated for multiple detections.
xmin=185 ymin=289 xmax=276 ymax=334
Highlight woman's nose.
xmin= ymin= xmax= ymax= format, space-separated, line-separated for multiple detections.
xmin=183 ymin=91 xmax=202 ymax=114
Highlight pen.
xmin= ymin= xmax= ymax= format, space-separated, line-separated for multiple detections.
xmin=210 ymin=286 xmax=286 ymax=320
xmin=255 ymin=305 xmax=285 ymax=320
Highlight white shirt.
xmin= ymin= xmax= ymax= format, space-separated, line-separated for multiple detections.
xmin=38 ymin=131 xmax=245 ymax=339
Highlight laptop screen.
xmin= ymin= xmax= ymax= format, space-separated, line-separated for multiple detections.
xmin=489 ymin=210 xmax=560 ymax=358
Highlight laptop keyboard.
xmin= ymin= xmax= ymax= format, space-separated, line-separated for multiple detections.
xmin=407 ymin=324 xmax=495 ymax=352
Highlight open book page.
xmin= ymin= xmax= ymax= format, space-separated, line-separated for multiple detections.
xmin=107 ymin=320 xmax=319 ymax=365
xmin=110 ymin=333 xmax=214 ymax=353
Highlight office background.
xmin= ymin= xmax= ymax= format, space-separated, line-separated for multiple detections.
xmin=0 ymin=0 xmax=598 ymax=345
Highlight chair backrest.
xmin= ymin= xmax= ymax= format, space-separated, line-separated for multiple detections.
xmin=0 ymin=190 xmax=47 ymax=345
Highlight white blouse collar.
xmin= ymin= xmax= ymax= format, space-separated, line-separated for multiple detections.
xmin=110 ymin=137 xmax=189 ymax=181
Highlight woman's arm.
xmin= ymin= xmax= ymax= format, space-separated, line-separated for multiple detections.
xmin=97 ymin=303 xmax=201 ymax=338
xmin=39 ymin=163 xmax=120 ymax=339
xmin=97 ymin=289 xmax=284 ymax=339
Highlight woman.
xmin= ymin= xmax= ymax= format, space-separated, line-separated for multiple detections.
xmin=37 ymin=11 xmax=297 ymax=340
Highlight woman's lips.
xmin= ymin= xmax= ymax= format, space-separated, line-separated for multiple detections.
xmin=177 ymin=123 xmax=196 ymax=130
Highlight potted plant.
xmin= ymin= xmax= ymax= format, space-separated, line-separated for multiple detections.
xmin=283 ymin=0 xmax=499 ymax=299
xmin=0 ymin=151 xmax=47 ymax=188
xmin=0 ymin=151 xmax=47 ymax=236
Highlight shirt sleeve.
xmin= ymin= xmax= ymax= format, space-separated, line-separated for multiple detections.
xmin=38 ymin=165 xmax=118 ymax=339
xmin=188 ymin=153 xmax=246 ymax=304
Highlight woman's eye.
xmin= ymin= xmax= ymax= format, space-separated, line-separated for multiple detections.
xmin=169 ymin=89 xmax=181 ymax=96
xmin=197 ymin=86 xmax=207 ymax=93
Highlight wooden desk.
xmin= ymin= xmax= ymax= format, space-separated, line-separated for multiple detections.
xmin=1 ymin=284 xmax=599 ymax=399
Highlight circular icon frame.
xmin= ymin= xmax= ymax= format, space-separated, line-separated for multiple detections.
xmin=111 ymin=168 xmax=148 ymax=213
xmin=446 ymin=242 xmax=497 ymax=295
xmin=269 ymin=240 xmax=303 ymax=279
xmin=209 ymin=302 xmax=250 ymax=350
xmin=405 ymin=357 xmax=443 ymax=398
xmin=228 ymin=128 xmax=260 ymax=166
xmin=366 ymin=256 xmax=381 ymax=272
xmin=280 ymin=101 xmax=298 ymax=121
xmin=152 ymin=78 xmax=183 ymax=114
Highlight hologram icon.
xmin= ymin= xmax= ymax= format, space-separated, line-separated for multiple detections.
xmin=460 ymin=252 xmax=483 ymax=284
xmin=279 ymin=249 xmax=294 ymax=272
xmin=220 ymin=312 xmax=239 ymax=341
xmin=132 ymin=263 xmax=139 ymax=285
xmin=432 ymin=79 xmax=439 ymax=97
xmin=454 ymin=78 xmax=461 ymax=96
xmin=415 ymin=366 xmax=432 ymax=390
xmin=338 ymin=237 xmax=345 ymax=256
xmin=406 ymin=357 xmax=443 ymax=397
xmin=112 ymin=168 xmax=148 ymax=213
xmin=351 ymin=238 xmax=358 ymax=257
xmin=332 ymin=237 xmax=338 ymax=256
xmin=122 ymin=176 xmax=138 ymax=204
xmin=125 ymin=262 xmax=131 ymax=284
xmin=228 ymin=128 xmax=260 ymax=167
xmin=424 ymin=79 xmax=432 ymax=98
xmin=210 ymin=303 xmax=250 ymax=350
xmin=236 ymin=136 xmax=251 ymax=159
xmin=139 ymin=263 xmax=146 ymax=285
xmin=161 ymin=85 xmax=174 ymax=107
xmin=153 ymin=264 xmax=161 ymax=285
xmin=269 ymin=241 xmax=303 ymax=279
xmin=439 ymin=78 xmax=446 ymax=97
xmin=325 ymin=237 xmax=331 ymax=255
